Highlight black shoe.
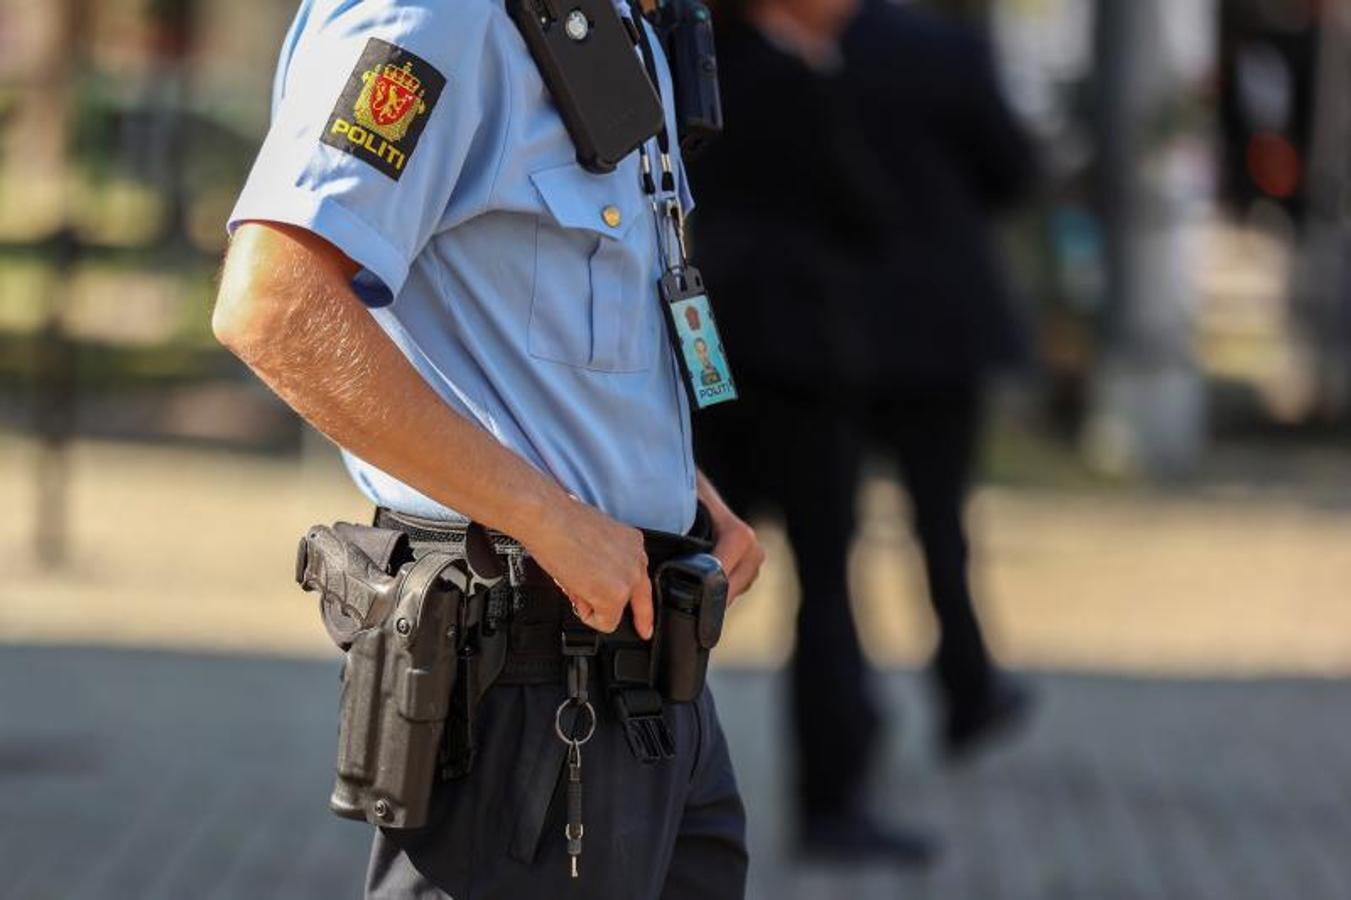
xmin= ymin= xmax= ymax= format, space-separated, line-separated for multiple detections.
xmin=798 ymin=812 xmax=942 ymax=867
xmin=943 ymin=673 xmax=1035 ymax=762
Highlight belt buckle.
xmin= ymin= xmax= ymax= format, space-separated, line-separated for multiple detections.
xmin=561 ymin=627 xmax=601 ymax=658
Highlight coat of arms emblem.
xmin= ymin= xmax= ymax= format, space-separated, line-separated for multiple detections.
xmin=323 ymin=38 xmax=445 ymax=180
xmin=355 ymin=60 xmax=428 ymax=143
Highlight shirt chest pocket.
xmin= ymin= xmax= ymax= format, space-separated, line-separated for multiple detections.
xmin=528 ymin=162 xmax=659 ymax=372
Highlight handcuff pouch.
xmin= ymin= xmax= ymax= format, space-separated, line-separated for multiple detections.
xmin=655 ymin=552 xmax=728 ymax=703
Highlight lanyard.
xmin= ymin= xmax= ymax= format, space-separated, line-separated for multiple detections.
xmin=630 ymin=14 xmax=675 ymax=195
xmin=628 ymin=15 xmax=690 ymax=274
xmin=626 ymin=13 xmax=738 ymax=411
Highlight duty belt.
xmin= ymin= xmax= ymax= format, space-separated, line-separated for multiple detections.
xmin=371 ymin=506 xmax=713 ymax=689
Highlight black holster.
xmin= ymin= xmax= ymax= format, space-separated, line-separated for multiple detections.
xmin=297 ymin=523 xmax=503 ymax=830
xmin=329 ymin=551 xmax=465 ymax=828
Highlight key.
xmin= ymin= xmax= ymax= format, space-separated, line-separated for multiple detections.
xmin=565 ymin=739 xmax=584 ymax=878
xmin=555 ymin=651 xmax=595 ymax=881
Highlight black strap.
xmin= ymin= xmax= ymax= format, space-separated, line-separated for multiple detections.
xmin=630 ymin=16 xmax=677 ymax=195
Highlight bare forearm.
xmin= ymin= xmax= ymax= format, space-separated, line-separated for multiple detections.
xmin=214 ymin=226 xmax=569 ymax=544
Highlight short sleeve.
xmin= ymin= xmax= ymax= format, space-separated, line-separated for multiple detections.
xmin=229 ymin=0 xmax=507 ymax=306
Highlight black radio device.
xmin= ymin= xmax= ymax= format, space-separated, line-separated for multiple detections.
xmin=507 ymin=0 xmax=665 ymax=173
xmin=655 ymin=0 xmax=723 ymax=157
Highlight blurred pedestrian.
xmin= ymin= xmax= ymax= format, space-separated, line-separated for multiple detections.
xmin=691 ymin=0 xmax=1038 ymax=863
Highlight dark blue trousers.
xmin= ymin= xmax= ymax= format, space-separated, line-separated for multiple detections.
xmin=365 ymin=682 xmax=747 ymax=899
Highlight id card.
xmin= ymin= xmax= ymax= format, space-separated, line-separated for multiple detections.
xmin=660 ymin=267 xmax=737 ymax=409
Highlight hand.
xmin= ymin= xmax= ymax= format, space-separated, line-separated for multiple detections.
xmin=697 ymin=472 xmax=765 ymax=603
xmin=522 ymin=496 xmax=654 ymax=639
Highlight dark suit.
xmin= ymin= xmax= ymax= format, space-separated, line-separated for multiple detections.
xmin=692 ymin=1 xmax=1036 ymax=819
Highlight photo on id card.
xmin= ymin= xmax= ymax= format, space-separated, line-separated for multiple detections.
xmin=669 ymin=294 xmax=736 ymax=409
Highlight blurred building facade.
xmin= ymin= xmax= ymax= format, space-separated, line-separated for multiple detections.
xmin=972 ymin=0 xmax=1351 ymax=475
xmin=2 ymin=0 xmax=1349 ymax=556
xmin=0 ymin=0 xmax=298 ymax=564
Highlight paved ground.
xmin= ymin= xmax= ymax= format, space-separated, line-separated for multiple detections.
xmin=4 ymin=646 xmax=1351 ymax=900
xmin=4 ymin=435 xmax=1351 ymax=897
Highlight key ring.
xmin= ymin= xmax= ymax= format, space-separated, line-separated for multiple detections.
xmin=554 ymin=699 xmax=597 ymax=746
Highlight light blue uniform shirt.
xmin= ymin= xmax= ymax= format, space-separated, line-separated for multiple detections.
xmin=231 ymin=0 xmax=699 ymax=533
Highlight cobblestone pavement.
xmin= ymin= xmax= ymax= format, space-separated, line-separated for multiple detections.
xmin=4 ymin=646 xmax=1351 ymax=900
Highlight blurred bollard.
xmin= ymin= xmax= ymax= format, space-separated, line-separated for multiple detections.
xmin=1086 ymin=361 xmax=1207 ymax=478
xmin=1090 ymin=0 xmax=1213 ymax=477
xmin=32 ymin=230 xmax=79 ymax=569
xmin=28 ymin=0 xmax=89 ymax=568
xmin=1292 ymin=1 xmax=1351 ymax=421
xmin=145 ymin=0 xmax=199 ymax=247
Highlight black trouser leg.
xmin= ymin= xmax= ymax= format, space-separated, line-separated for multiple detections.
xmin=697 ymin=382 xmax=877 ymax=818
xmin=778 ymin=393 xmax=877 ymax=817
xmin=365 ymin=684 xmax=747 ymax=900
xmin=885 ymin=381 xmax=995 ymax=711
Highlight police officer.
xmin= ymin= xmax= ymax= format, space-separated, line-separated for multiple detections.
xmin=212 ymin=0 xmax=763 ymax=896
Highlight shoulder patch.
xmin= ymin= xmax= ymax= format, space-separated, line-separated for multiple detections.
xmin=322 ymin=38 xmax=446 ymax=181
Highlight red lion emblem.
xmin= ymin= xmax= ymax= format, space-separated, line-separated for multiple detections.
xmin=369 ymin=74 xmax=415 ymax=127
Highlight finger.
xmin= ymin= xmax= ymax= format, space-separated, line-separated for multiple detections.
xmin=713 ymin=532 xmax=741 ymax=568
xmin=728 ymin=563 xmax=752 ymax=601
xmin=728 ymin=562 xmax=756 ymax=600
xmin=742 ymin=550 xmax=766 ymax=593
xmin=591 ymin=609 xmax=620 ymax=634
xmin=713 ymin=538 xmax=744 ymax=585
xmin=553 ymin=575 xmax=594 ymax=623
xmin=716 ymin=532 xmax=751 ymax=587
xmin=575 ymin=597 xmax=617 ymax=633
xmin=631 ymin=559 xmax=655 ymax=641
xmin=569 ymin=596 xmax=596 ymax=623
xmin=727 ymin=544 xmax=765 ymax=601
